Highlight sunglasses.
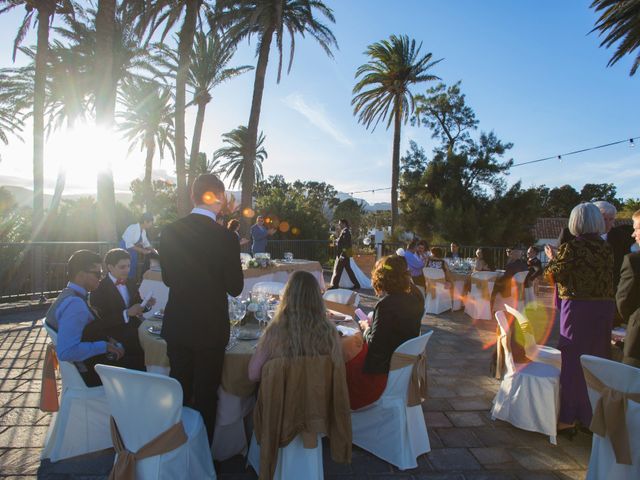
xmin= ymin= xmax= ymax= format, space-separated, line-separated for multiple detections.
xmin=85 ymin=270 xmax=103 ymax=278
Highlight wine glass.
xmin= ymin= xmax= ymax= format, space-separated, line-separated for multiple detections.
xmin=266 ymin=299 xmax=279 ymax=324
xmin=254 ymin=301 xmax=267 ymax=329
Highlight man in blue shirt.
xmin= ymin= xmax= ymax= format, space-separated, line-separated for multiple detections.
xmin=250 ymin=215 xmax=275 ymax=254
xmin=45 ymin=250 xmax=125 ymax=387
xmin=404 ymin=239 xmax=426 ymax=292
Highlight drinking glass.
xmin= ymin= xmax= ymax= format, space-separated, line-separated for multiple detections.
xmin=266 ymin=299 xmax=279 ymax=324
xmin=254 ymin=301 xmax=267 ymax=329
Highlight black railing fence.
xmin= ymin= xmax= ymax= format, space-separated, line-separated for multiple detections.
xmin=0 ymin=240 xmax=522 ymax=303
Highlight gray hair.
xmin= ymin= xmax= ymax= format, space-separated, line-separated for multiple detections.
xmin=592 ymin=200 xmax=617 ymax=217
xmin=568 ymin=203 xmax=605 ymax=236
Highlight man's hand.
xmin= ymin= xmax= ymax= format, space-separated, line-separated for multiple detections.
xmin=127 ymin=304 xmax=144 ymax=317
xmin=106 ymin=341 xmax=125 ymax=360
xmin=267 ymin=228 xmax=277 ymax=235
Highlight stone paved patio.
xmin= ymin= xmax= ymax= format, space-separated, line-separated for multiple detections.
xmin=0 ymin=300 xmax=591 ymax=479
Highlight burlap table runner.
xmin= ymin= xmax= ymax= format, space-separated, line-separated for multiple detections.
xmin=583 ymin=367 xmax=640 ymax=465
xmin=389 ymin=350 xmax=428 ymax=406
xmin=109 ymin=416 xmax=187 ymax=480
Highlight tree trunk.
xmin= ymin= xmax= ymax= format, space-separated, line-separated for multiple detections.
xmin=187 ymin=98 xmax=208 ymax=187
xmin=95 ymin=0 xmax=118 ymax=242
xmin=175 ymin=0 xmax=200 ymax=216
xmin=32 ymin=6 xmax=52 ymax=238
xmin=143 ymin=135 xmax=155 ymax=212
xmin=241 ymin=27 xmax=274 ymax=235
xmin=391 ymin=96 xmax=402 ymax=235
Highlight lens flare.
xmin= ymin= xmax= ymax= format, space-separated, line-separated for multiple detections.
xmin=279 ymin=221 xmax=290 ymax=233
xmin=291 ymin=227 xmax=300 ymax=236
xmin=202 ymin=191 xmax=217 ymax=205
xmin=243 ymin=208 xmax=255 ymax=218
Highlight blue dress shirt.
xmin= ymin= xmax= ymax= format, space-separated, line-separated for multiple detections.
xmin=404 ymin=250 xmax=425 ymax=277
xmin=56 ymin=282 xmax=107 ymax=362
xmin=251 ymin=224 xmax=269 ymax=254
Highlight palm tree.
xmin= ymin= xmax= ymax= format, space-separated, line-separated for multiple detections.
xmin=352 ymin=35 xmax=442 ymax=233
xmin=0 ymin=0 xmax=75 ymax=236
xmin=118 ymin=78 xmax=175 ymax=211
xmin=151 ymin=30 xmax=252 ymax=187
xmin=127 ymin=0 xmax=211 ymax=216
xmin=213 ymin=126 xmax=267 ymax=190
xmin=216 ymin=0 xmax=337 ymax=230
xmin=590 ymin=0 xmax=640 ymax=76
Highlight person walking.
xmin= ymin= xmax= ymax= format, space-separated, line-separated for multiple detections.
xmin=329 ymin=219 xmax=361 ymax=290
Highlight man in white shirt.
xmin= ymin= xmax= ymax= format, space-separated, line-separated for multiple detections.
xmin=120 ymin=212 xmax=158 ymax=279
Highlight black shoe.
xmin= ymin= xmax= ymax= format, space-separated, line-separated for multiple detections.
xmin=351 ymin=285 xmax=361 ymax=291
xmin=327 ymin=285 xmax=338 ymax=290
xmin=557 ymin=426 xmax=578 ymax=440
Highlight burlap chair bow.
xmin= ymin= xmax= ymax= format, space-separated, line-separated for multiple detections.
xmin=39 ymin=343 xmax=59 ymax=412
xmin=425 ymin=278 xmax=449 ymax=300
xmin=109 ymin=416 xmax=188 ymax=480
xmin=389 ymin=351 xmax=428 ymax=406
xmin=583 ymin=368 xmax=640 ymax=466
xmin=470 ymin=276 xmax=491 ymax=301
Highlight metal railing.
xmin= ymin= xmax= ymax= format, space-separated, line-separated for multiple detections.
xmin=0 ymin=240 xmax=528 ymax=304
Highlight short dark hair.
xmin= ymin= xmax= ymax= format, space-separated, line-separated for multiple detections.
xmin=339 ymin=218 xmax=349 ymax=227
xmin=431 ymin=246 xmax=444 ymax=258
xmin=450 ymin=241 xmax=459 ymax=247
xmin=104 ymin=248 xmax=130 ymax=267
xmin=67 ymin=250 xmax=102 ymax=280
xmin=227 ymin=219 xmax=240 ymax=232
xmin=528 ymin=245 xmax=540 ymax=254
xmin=407 ymin=239 xmax=419 ymax=250
xmin=417 ymin=239 xmax=429 ymax=249
xmin=140 ymin=212 xmax=154 ymax=223
xmin=191 ymin=174 xmax=225 ymax=206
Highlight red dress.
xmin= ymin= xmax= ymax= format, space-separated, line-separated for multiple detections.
xmin=345 ymin=342 xmax=388 ymax=410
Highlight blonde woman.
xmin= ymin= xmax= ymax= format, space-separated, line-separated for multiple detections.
xmin=248 ymin=271 xmax=343 ymax=381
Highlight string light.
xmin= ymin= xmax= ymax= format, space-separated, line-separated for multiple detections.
xmin=630 ymin=138 xmax=635 ymax=148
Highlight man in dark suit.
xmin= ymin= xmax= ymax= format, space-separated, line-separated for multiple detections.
xmin=90 ymin=248 xmax=153 ymax=372
xmin=328 ymin=218 xmax=361 ymax=290
xmin=159 ymin=174 xmax=244 ymax=444
xmin=616 ymin=209 xmax=640 ymax=367
xmin=445 ymin=241 xmax=461 ymax=259
xmin=556 ymin=201 xmax=634 ymax=290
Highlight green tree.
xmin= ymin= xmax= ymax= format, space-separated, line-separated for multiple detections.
xmin=213 ymin=126 xmax=267 ymax=190
xmin=618 ymin=198 xmax=640 ymax=218
xmin=118 ymin=78 xmax=175 ymax=211
xmin=217 ymin=0 xmax=337 ymax=233
xmin=545 ymin=185 xmax=581 ymax=217
xmin=590 ymin=0 xmax=640 ymax=75
xmin=129 ymin=178 xmax=178 ymax=226
xmin=579 ymin=182 xmax=621 ymax=208
xmin=333 ymin=199 xmax=366 ymax=239
xmin=352 ymin=35 xmax=441 ymax=234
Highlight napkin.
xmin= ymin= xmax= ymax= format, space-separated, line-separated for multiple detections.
xmin=336 ymin=325 xmax=359 ymax=337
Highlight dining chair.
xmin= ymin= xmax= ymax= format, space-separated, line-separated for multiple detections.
xmin=464 ymin=271 xmax=499 ymax=320
xmin=95 ymin=364 xmax=216 ymax=480
xmin=491 ymin=311 xmax=560 ymax=444
xmin=40 ymin=319 xmax=112 ymax=462
xmin=350 ymin=331 xmax=433 ymax=470
xmin=581 ymin=355 xmax=640 ymax=480
xmin=423 ymin=267 xmax=452 ymax=314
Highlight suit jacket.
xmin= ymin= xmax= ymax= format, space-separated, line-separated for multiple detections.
xmin=90 ymin=277 xmax=142 ymax=337
xmin=617 ymin=252 xmax=640 ymax=367
xmin=335 ymin=227 xmax=353 ymax=258
xmin=557 ymin=224 xmax=634 ymax=289
xmin=492 ymin=259 xmax=528 ymax=300
xmin=363 ymin=284 xmax=424 ymax=374
xmin=160 ymin=213 xmax=243 ymax=348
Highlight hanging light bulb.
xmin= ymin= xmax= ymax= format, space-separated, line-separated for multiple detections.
xmin=630 ymin=138 xmax=635 ymax=148
xmin=558 ymin=155 xmax=562 ymax=163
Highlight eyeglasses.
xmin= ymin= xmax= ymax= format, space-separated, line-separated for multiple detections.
xmin=85 ymin=270 xmax=103 ymax=278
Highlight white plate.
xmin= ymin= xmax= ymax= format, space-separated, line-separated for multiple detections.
xmin=237 ymin=329 xmax=261 ymax=341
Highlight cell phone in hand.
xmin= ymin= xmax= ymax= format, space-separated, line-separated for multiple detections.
xmin=354 ymin=308 xmax=369 ymax=323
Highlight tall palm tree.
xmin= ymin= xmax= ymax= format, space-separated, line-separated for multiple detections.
xmin=0 ymin=0 xmax=75 ymax=236
xmin=118 ymin=78 xmax=175 ymax=211
xmin=127 ymin=0 xmax=211 ymax=216
xmin=151 ymin=30 xmax=253 ymax=187
xmin=590 ymin=0 xmax=640 ymax=76
xmin=216 ymin=0 xmax=337 ymax=231
xmin=213 ymin=125 xmax=267 ymax=190
xmin=352 ymin=35 xmax=442 ymax=233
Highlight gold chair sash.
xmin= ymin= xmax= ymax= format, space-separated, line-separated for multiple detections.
xmin=109 ymin=416 xmax=188 ymax=480
xmin=425 ymin=277 xmax=449 ymax=300
xmin=495 ymin=332 xmax=510 ymax=379
xmin=389 ymin=351 xmax=428 ymax=406
xmin=470 ymin=277 xmax=491 ymax=301
xmin=583 ymin=368 xmax=640 ymax=466
xmin=39 ymin=343 xmax=59 ymax=412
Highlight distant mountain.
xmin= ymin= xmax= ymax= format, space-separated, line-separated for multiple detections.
xmin=1 ymin=185 xmax=133 ymax=207
xmin=335 ymin=191 xmax=391 ymax=211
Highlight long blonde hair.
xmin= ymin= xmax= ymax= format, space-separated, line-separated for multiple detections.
xmin=257 ymin=270 xmax=342 ymax=362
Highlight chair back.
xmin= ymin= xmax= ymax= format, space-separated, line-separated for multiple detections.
xmin=503 ymin=303 xmax=537 ymax=358
xmin=323 ymin=288 xmax=360 ymax=307
xmin=382 ymin=331 xmax=433 ymax=402
xmin=423 ymin=268 xmax=445 ymax=280
xmin=252 ymin=281 xmax=286 ymax=296
xmin=471 ymin=271 xmax=499 ymax=281
xmin=94 ymin=365 xmax=183 ymax=453
xmin=494 ymin=311 xmax=516 ymax=374
xmin=580 ymin=355 xmax=640 ymax=408
xmin=41 ymin=319 xmax=88 ymax=390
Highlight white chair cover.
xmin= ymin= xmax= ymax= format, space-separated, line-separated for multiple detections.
xmin=512 ymin=271 xmax=528 ymax=312
xmin=581 ymin=355 xmax=640 ymax=480
xmin=252 ymin=281 xmax=286 ymax=296
xmin=491 ymin=311 xmax=560 ymax=444
xmin=94 ymin=365 xmax=216 ymax=480
xmin=338 ymin=259 xmax=373 ymax=290
xmin=212 ymin=387 xmax=255 ymax=461
xmin=323 ymin=288 xmax=361 ymax=307
xmin=464 ymin=271 xmax=499 ymax=320
xmin=40 ymin=320 xmax=112 ymax=462
xmin=139 ymin=279 xmax=169 ymax=315
xmin=503 ymin=304 xmax=561 ymax=370
xmin=247 ymin=432 xmax=323 ymax=480
xmin=350 ymin=331 xmax=433 ymax=470
xmin=423 ymin=268 xmax=452 ymax=315
xmin=451 ymin=279 xmax=466 ymax=311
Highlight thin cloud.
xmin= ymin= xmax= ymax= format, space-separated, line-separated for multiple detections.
xmin=283 ymin=93 xmax=353 ymax=147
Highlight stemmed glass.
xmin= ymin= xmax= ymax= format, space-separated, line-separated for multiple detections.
xmin=228 ymin=298 xmax=246 ymax=350
xmin=266 ymin=299 xmax=279 ymax=325
xmin=254 ymin=301 xmax=267 ymax=329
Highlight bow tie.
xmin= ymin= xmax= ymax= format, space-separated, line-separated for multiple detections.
xmin=115 ymin=279 xmax=127 ymax=286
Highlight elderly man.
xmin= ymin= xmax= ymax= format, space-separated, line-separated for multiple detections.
xmin=616 ymin=209 xmax=640 ymax=367
xmin=250 ymin=215 xmax=276 ymax=255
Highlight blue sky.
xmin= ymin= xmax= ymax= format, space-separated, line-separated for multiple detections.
xmin=0 ymin=0 xmax=637 ymax=204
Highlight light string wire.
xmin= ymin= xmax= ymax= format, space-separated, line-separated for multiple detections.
xmin=348 ymin=136 xmax=638 ymax=196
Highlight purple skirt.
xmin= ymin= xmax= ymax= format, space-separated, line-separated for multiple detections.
xmin=558 ymin=298 xmax=614 ymax=425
